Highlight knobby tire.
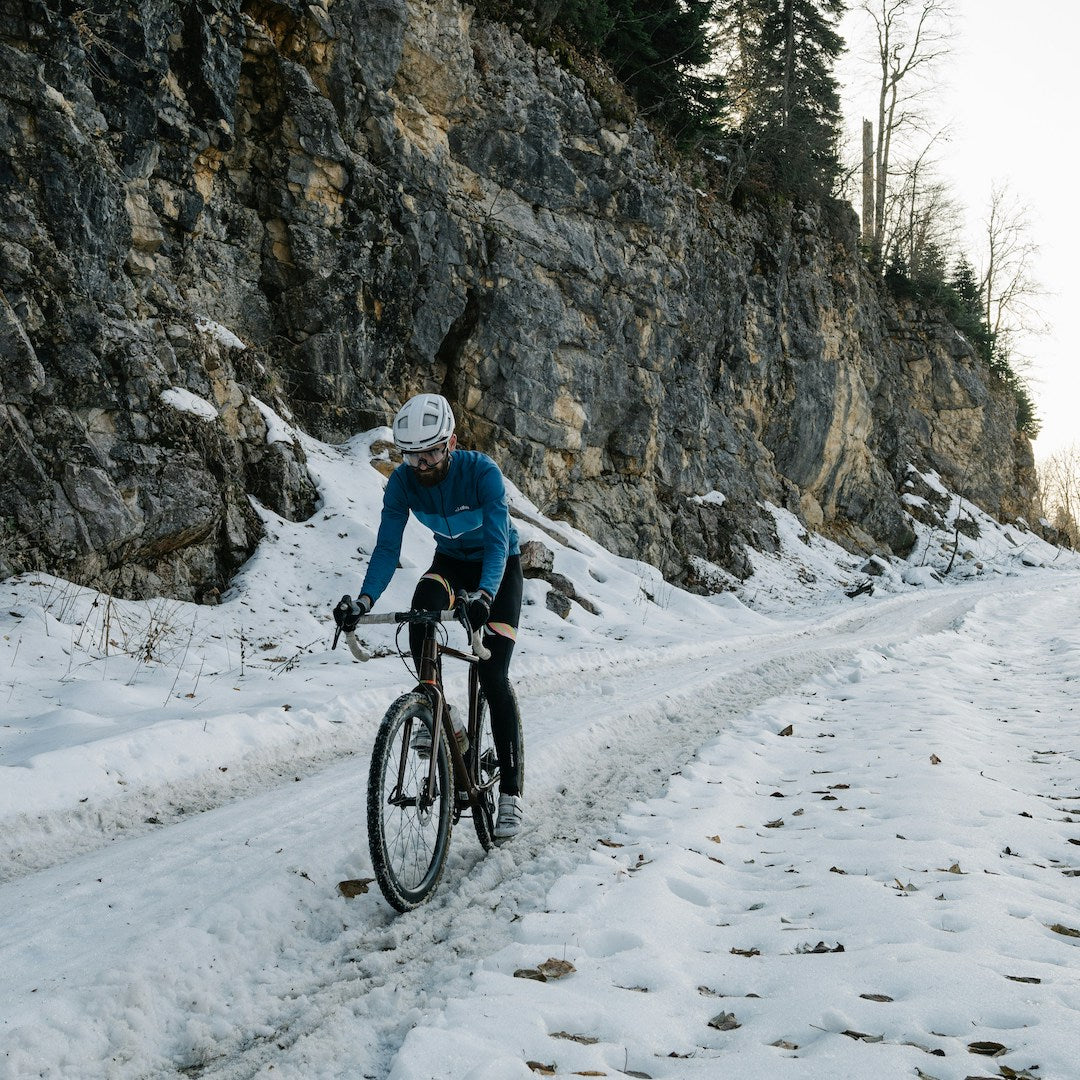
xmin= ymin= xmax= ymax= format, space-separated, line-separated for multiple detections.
xmin=469 ymin=688 xmax=524 ymax=850
xmin=468 ymin=690 xmax=497 ymax=851
xmin=367 ymin=693 xmax=453 ymax=911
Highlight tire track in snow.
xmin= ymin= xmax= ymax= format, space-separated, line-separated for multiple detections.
xmin=179 ymin=585 xmax=1008 ymax=1079
xmin=0 ymin=579 xmax=989 ymax=886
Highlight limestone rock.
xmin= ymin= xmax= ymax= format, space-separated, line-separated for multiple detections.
xmin=519 ymin=539 xmax=554 ymax=577
xmin=545 ymin=589 xmax=571 ymax=619
xmin=0 ymin=0 xmax=1036 ymax=600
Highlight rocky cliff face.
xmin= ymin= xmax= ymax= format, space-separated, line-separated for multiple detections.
xmin=0 ymin=0 xmax=1037 ymax=599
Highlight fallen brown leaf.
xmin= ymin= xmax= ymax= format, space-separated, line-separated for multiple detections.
xmin=708 ymin=1011 xmax=740 ymax=1031
xmin=842 ymin=1029 xmax=883 ymax=1043
xmin=514 ymin=968 xmax=547 ymax=982
xmin=967 ymin=1041 xmax=1008 ymax=1056
xmin=796 ymin=941 xmax=845 ymax=954
xmin=337 ymin=879 xmax=373 ymax=898
xmin=1048 ymin=923 xmax=1080 ymax=938
xmin=903 ymin=1041 xmax=945 ymax=1057
xmin=538 ymin=958 xmax=576 ymax=980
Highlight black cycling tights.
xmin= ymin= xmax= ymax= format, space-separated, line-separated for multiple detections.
xmin=410 ymin=553 xmax=523 ymax=796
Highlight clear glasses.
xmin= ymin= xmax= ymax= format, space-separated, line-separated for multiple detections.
xmin=402 ymin=443 xmax=449 ymax=469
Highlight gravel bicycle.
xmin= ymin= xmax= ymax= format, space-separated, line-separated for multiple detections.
xmin=332 ymin=593 xmax=517 ymax=911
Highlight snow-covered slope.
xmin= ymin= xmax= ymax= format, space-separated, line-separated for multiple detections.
xmin=2 ymin=419 xmax=1078 ymax=1080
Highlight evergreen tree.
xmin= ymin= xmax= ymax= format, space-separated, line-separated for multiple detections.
xmin=949 ymin=255 xmax=981 ymax=316
xmin=947 ymin=255 xmax=994 ymax=364
xmin=913 ymin=240 xmax=947 ymax=291
xmin=720 ymin=0 xmax=846 ymax=194
xmin=561 ymin=0 xmax=726 ymax=147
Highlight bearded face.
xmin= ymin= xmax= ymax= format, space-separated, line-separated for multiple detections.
xmin=414 ymin=453 xmax=451 ymax=486
xmin=402 ymin=437 xmax=455 ymax=486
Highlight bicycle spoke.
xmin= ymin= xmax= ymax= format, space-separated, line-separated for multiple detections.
xmin=368 ymin=694 xmax=452 ymax=910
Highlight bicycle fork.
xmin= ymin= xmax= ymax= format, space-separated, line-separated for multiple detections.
xmin=388 ymin=634 xmax=479 ymax=817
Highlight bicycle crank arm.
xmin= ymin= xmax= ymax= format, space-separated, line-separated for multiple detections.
xmin=389 ymin=795 xmax=436 ymax=811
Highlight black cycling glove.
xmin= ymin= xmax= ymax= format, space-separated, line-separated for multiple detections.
xmin=466 ymin=591 xmax=491 ymax=633
xmin=334 ymin=594 xmax=370 ymax=632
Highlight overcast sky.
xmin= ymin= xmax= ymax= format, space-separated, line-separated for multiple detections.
xmin=839 ymin=0 xmax=1078 ymax=463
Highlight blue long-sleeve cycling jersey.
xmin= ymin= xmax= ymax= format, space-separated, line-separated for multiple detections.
xmin=360 ymin=450 xmax=521 ymax=604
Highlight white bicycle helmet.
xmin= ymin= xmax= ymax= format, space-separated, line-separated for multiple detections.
xmin=392 ymin=393 xmax=455 ymax=452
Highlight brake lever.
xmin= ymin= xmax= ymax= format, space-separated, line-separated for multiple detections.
xmin=455 ymin=591 xmax=492 ymax=661
xmin=332 ymin=595 xmax=360 ymax=654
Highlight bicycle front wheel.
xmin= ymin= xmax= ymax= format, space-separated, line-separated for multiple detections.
xmin=367 ymin=693 xmax=453 ymax=911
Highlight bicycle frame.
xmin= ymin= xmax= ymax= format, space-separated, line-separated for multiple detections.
xmin=405 ymin=621 xmax=484 ymax=818
xmin=338 ymin=605 xmax=493 ymax=819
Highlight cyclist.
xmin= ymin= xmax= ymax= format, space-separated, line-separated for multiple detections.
xmin=344 ymin=393 xmax=524 ymax=841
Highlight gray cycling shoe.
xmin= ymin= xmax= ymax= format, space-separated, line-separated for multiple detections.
xmin=494 ymin=794 xmax=523 ymax=841
xmin=411 ymin=722 xmax=468 ymax=759
xmin=410 ymin=724 xmax=433 ymax=758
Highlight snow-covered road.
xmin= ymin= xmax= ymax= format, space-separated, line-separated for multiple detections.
xmin=4 ymin=575 xmax=1077 ymax=1080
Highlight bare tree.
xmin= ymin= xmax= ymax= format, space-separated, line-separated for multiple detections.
xmin=858 ymin=0 xmax=952 ymax=258
xmin=979 ymin=180 xmax=1048 ymax=359
xmin=1036 ymin=443 xmax=1080 ymax=548
xmin=880 ymin=130 xmax=960 ymax=276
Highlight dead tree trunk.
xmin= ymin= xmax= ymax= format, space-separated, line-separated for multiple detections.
xmin=862 ymin=118 xmax=875 ymax=249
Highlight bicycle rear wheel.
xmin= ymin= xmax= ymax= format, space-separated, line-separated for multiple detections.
xmin=367 ymin=693 xmax=453 ymax=911
xmin=468 ymin=689 xmax=525 ymax=849
xmin=468 ymin=690 xmax=497 ymax=850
